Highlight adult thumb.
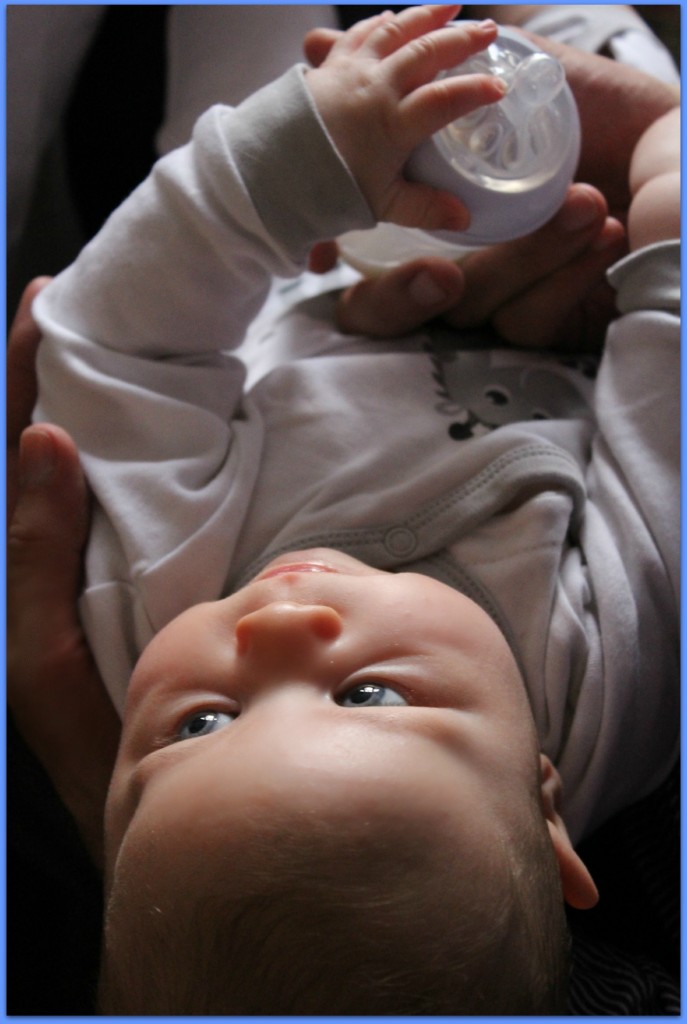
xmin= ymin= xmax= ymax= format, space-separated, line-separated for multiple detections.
xmin=8 ymin=425 xmax=120 ymax=868
xmin=337 ymin=257 xmax=464 ymax=338
xmin=8 ymin=425 xmax=90 ymax=613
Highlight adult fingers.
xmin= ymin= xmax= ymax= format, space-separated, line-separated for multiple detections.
xmin=491 ymin=232 xmax=625 ymax=350
xmin=7 ymin=424 xmax=120 ymax=868
xmin=444 ymin=185 xmax=619 ymax=327
xmin=8 ymin=425 xmax=90 ymax=604
xmin=337 ymin=257 xmax=464 ymax=337
xmin=7 ymin=276 xmax=51 ymax=449
xmin=7 ymin=276 xmax=52 ymax=518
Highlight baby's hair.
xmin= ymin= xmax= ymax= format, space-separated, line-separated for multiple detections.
xmin=99 ymin=790 xmax=569 ymax=1014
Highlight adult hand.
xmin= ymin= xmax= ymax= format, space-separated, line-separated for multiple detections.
xmin=7 ymin=278 xmax=120 ymax=870
xmin=307 ymin=31 xmax=683 ymax=347
xmin=333 ymin=182 xmax=624 ymax=350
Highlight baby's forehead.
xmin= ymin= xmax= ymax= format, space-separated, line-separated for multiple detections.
xmin=110 ymin=721 xmax=512 ymax=862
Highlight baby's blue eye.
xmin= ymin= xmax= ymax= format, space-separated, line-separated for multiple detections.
xmin=178 ymin=710 xmax=235 ymax=740
xmin=336 ymin=683 xmax=407 ymax=708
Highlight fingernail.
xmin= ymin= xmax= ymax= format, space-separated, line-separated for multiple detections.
xmin=19 ymin=430 xmax=56 ymax=489
xmin=409 ymin=270 xmax=449 ymax=307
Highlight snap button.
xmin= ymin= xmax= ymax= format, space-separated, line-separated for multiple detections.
xmin=384 ymin=526 xmax=417 ymax=558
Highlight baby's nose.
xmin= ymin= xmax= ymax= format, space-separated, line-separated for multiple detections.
xmin=235 ymin=602 xmax=343 ymax=662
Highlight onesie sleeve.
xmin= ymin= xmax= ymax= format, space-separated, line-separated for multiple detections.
xmin=593 ymin=241 xmax=680 ymax=607
xmin=556 ymin=240 xmax=680 ymax=841
xmin=34 ymin=64 xmax=372 ymax=363
xmin=31 ymin=65 xmax=374 ymax=713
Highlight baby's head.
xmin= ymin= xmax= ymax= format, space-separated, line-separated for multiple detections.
xmin=100 ymin=549 xmax=596 ymax=1013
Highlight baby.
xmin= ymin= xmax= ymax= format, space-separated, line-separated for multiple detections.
xmin=29 ymin=5 xmax=679 ymax=1014
xmin=100 ymin=548 xmax=588 ymax=1012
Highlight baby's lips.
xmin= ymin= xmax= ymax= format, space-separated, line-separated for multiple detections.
xmin=257 ymin=562 xmax=339 ymax=582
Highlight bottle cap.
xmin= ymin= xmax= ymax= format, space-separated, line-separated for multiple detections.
xmin=339 ymin=24 xmax=580 ymax=275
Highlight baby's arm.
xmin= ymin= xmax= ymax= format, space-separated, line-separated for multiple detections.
xmin=35 ymin=7 xmax=503 ymax=365
xmin=31 ymin=6 xmax=510 ymax=706
xmin=567 ymin=102 xmax=680 ymax=823
xmin=595 ymin=100 xmax=680 ymax=568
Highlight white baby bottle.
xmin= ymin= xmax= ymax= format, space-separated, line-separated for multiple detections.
xmin=339 ymin=24 xmax=581 ymax=276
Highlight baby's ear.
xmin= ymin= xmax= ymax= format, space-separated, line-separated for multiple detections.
xmin=539 ymin=754 xmax=599 ymax=910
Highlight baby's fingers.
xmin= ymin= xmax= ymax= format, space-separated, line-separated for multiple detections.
xmin=401 ymin=70 xmax=506 ymax=148
xmin=317 ymin=10 xmax=395 ymax=60
xmin=320 ymin=6 xmax=456 ymax=63
xmin=303 ymin=26 xmax=342 ymax=68
xmin=360 ymin=5 xmax=461 ymax=59
xmin=445 ymin=185 xmax=621 ymax=326
xmin=380 ymin=178 xmax=470 ymax=231
xmin=388 ymin=18 xmax=497 ymax=96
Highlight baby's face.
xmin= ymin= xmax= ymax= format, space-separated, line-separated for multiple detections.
xmin=105 ymin=549 xmax=542 ymax=900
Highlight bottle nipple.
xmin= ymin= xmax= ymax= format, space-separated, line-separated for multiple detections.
xmin=509 ymin=51 xmax=566 ymax=107
xmin=437 ymin=45 xmax=572 ymax=186
xmin=492 ymin=53 xmax=566 ymax=177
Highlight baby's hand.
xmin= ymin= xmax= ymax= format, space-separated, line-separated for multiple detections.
xmin=306 ymin=6 xmax=506 ymax=232
xmin=628 ymin=106 xmax=680 ymax=251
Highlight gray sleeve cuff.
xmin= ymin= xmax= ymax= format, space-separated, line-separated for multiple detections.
xmin=607 ymin=240 xmax=680 ymax=315
xmin=225 ymin=64 xmax=375 ymax=262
